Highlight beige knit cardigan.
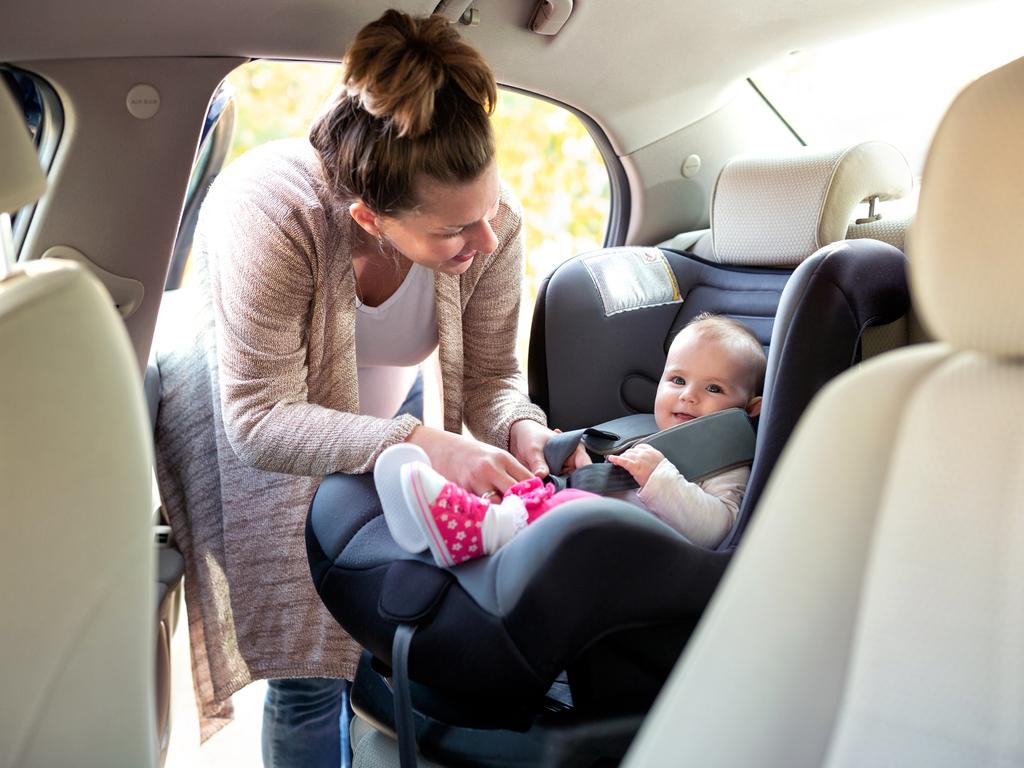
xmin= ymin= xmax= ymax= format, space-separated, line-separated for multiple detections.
xmin=154 ymin=139 xmax=545 ymax=738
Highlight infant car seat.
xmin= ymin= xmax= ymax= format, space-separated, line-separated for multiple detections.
xmin=307 ymin=142 xmax=914 ymax=766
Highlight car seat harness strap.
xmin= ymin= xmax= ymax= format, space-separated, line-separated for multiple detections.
xmin=544 ymin=408 xmax=756 ymax=493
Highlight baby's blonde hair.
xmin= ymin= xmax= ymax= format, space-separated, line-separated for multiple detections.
xmin=677 ymin=313 xmax=767 ymax=395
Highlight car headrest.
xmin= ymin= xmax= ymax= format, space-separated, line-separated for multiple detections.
xmin=0 ymin=81 xmax=47 ymax=214
xmin=711 ymin=141 xmax=913 ymax=266
xmin=909 ymin=55 xmax=1024 ymax=357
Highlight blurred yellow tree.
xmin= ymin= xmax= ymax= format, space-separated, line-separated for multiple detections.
xmin=222 ymin=60 xmax=610 ymax=361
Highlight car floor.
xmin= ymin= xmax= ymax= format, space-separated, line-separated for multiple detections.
xmin=165 ymin=612 xmax=267 ymax=767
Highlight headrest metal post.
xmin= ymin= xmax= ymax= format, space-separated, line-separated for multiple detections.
xmin=855 ymin=195 xmax=881 ymax=225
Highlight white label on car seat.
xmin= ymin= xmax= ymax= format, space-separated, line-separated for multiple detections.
xmin=581 ymin=247 xmax=682 ymax=316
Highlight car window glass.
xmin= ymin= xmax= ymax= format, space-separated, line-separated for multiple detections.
xmin=1 ymin=69 xmax=63 ymax=253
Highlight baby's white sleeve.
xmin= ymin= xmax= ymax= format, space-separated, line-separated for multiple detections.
xmin=636 ymin=460 xmax=750 ymax=549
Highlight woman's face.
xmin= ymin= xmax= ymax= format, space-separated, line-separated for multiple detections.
xmin=377 ymin=162 xmax=502 ymax=276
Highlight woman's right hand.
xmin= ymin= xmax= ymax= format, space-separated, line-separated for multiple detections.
xmin=405 ymin=426 xmax=533 ymax=496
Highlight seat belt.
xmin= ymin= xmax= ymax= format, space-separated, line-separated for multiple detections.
xmin=377 ymin=560 xmax=456 ymax=768
xmin=391 ymin=624 xmax=418 ymax=768
xmin=544 ymin=408 xmax=756 ymax=494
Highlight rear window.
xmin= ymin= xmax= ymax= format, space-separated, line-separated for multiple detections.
xmin=752 ymin=0 xmax=1024 ymax=175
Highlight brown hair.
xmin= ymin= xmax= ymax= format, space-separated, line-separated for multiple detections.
xmin=310 ymin=10 xmax=497 ymax=215
xmin=681 ymin=313 xmax=767 ymax=394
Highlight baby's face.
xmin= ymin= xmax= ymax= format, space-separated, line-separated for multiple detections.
xmin=653 ymin=330 xmax=757 ymax=431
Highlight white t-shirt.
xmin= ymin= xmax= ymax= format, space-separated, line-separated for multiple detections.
xmin=355 ymin=263 xmax=438 ymax=418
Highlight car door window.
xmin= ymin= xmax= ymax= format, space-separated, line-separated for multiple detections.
xmin=170 ymin=60 xmax=612 ymax=359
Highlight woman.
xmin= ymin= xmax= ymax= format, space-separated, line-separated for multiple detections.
xmin=155 ymin=9 xmax=578 ymax=766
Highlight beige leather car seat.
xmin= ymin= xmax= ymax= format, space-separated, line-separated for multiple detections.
xmin=623 ymin=55 xmax=1024 ymax=767
xmin=0 ymin=84 xmax=156 ymax=768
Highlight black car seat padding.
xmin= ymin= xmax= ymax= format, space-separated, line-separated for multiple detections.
xmin=724 ymin=239 xmax=910 ymax=547
xmin=530 ymin=249 xmax=789 ymax=429
xmin=308 ymin=478 xmax=730 ymax=721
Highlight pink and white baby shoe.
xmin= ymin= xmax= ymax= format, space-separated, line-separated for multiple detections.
xmin=401 ymin=462 xmax=527 ymax=567
xmin=374 ymin=443 xmax=434 ymax=555
xmin=403 ymin=462 xmax=487 ymax=566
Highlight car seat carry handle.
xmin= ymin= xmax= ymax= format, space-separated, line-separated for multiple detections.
xmin=544 ymin=408 xmax=756 ymax=494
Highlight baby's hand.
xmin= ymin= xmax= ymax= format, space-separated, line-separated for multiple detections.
xmin=607 ymin=444 xmax=665 ymax=487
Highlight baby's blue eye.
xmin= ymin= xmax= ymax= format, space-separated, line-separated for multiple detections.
xmin=671 ymin=376 xmax=684 ymax=385
xmin=707 ymin=384 xmax=723 ymax=394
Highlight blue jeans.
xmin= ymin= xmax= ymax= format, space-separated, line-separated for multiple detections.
xmin=262 ymin=678 xmax=349 ymax=768
xmin=395 ymin=372 xmax=424 ymax=423
xmin=262 ymin=373 xmax=424 ymax=768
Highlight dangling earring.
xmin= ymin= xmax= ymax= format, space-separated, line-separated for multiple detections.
xmin=376 ymin=232 xmax=401 ymax=271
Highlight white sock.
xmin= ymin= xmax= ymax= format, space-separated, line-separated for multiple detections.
xmin=481 ymin=495 xmax=528 ymax=554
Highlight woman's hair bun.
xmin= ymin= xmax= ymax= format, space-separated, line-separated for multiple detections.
xmin=341 ymin=9 xmax=496 ymax=138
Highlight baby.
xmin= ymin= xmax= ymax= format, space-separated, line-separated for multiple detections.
xmin=375 ymin=313 xmax=766 ymax=566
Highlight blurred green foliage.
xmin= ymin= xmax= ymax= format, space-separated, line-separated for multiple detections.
xmin=223 ymin=60 xmax=610 ymax=358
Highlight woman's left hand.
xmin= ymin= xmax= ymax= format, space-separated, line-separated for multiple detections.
xmin=509 ymin=419 xmax=591 ymax=477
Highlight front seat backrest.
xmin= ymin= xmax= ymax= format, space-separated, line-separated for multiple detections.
xmin=623 ymin=55 xmax=1024 ymax=767
xmin=0 ymin=82 xmax=156 ymax=768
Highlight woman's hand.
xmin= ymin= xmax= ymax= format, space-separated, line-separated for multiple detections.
xmin=509 ymin=419 xmax=591 ymax=477
xmin=607 ymin=444 xmax=665 ymax=487
xmin=406 ymin=425 xmax=533 ymax=496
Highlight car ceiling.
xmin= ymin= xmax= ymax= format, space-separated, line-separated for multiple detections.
xmin=6 ymin=0 xmax=978 ymax=156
